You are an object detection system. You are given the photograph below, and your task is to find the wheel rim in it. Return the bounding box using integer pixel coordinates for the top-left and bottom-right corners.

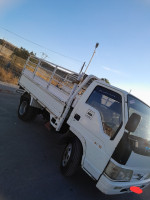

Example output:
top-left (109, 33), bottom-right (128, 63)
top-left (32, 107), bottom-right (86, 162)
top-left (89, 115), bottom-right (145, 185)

top-left (62, 143), bottom-right (72, 167)
top-left (19, 101), bottom-right (28, 115)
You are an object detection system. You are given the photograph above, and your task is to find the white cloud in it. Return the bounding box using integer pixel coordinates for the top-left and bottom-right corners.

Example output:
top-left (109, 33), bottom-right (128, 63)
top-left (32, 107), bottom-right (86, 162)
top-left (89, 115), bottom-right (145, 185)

top-left (102, 66), bottom-right (121, 74)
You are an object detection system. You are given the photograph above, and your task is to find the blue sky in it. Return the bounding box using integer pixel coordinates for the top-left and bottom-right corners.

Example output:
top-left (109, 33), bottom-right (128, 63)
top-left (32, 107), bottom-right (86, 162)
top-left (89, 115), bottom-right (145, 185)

top-left (0, 0), bottom-right (150, 105)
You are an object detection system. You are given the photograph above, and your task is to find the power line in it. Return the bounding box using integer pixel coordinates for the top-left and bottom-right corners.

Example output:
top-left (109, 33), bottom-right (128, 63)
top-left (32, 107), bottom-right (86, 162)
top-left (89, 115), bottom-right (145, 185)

top-left (0, 25), bottom-right (83, 63)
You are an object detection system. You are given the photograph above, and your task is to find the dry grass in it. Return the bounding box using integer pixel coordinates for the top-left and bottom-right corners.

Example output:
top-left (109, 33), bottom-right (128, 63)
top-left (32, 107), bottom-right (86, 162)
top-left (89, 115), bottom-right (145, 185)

top-left (0, 67), bottom-right (18, 85)
top-left (0, 52), bottom-right (74, 91)
top-left (35, 68), bottom-right (74, 92)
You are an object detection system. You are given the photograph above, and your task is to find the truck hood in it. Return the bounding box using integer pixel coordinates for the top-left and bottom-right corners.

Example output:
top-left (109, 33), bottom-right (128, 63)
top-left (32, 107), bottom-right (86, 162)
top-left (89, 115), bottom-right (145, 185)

top-left (126, 151), bottom-right (150, 169)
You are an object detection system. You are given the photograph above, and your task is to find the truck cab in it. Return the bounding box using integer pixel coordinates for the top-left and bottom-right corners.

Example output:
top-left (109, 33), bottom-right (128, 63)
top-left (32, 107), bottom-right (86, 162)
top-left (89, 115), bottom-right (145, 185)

top-left (67, 80), bottom-right (150, 194)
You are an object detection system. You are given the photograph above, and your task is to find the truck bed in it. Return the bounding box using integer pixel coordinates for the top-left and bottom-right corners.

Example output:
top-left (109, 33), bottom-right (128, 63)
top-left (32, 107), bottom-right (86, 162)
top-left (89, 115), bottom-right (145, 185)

top-left (19, 56), bottom-right (79, 118)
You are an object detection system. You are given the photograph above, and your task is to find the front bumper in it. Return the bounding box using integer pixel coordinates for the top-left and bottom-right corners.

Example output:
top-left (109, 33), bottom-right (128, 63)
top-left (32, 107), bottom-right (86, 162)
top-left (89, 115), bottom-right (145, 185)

top-left (96, 174), bottom-right (150, 195)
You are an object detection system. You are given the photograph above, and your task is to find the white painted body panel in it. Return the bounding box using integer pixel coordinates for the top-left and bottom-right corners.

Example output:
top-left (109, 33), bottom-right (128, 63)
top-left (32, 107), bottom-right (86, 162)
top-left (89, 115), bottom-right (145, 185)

top-left (95, 158), bottom-right (150, 194)
top-left (126, 151), bottom-right (150, 170)
top-left (67, 81), bottom-right (126, 180)
top-left (23, 68), bottom-right (70, 103)
top-left (19, 74), bottom-right (66, 118)
top-left (96, 174), bottom-right (150, 195)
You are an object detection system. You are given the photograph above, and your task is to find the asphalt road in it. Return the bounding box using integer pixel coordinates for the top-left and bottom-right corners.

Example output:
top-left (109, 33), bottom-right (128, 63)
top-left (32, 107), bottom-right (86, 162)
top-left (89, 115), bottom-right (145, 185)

top-left (0, 82), bottom-right (149, 200)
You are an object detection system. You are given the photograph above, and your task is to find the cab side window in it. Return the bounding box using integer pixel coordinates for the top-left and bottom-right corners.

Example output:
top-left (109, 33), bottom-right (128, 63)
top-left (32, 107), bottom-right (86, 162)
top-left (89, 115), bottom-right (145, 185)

top-left (86, 86), bottom-right (122, 139)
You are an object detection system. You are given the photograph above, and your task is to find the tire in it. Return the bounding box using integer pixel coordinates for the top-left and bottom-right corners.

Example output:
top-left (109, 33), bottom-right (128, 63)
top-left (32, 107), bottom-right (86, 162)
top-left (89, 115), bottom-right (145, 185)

top-left (60, 137), bottom-right (83, 176)
top-left (18, 96), bottom-right (36, 121)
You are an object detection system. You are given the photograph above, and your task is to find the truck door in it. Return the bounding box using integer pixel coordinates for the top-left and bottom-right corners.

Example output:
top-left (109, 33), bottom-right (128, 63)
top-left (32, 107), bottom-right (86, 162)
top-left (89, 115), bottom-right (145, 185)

top-left (68, 81), bottom-right (124, 180)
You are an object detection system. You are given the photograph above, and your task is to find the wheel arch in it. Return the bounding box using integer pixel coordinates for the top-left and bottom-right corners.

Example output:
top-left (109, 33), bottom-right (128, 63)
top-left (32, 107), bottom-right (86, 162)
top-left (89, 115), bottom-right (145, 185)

top-left (59, 127), bottom-right (86, 166)
top-left (20, 92), bottom-right (31, 103)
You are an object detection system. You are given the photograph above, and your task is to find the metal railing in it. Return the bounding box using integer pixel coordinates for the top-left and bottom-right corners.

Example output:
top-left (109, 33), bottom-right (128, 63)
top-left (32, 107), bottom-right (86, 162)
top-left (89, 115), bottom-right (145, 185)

top-left (22, 55), bottom-right (80, 95)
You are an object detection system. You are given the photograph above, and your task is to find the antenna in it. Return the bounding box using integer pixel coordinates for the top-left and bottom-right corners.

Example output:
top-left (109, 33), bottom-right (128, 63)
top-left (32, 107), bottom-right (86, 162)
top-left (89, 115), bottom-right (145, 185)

top-left (79, 62), bottom-right (86, 74)
top-left (84, 43), bottom-right (99, 74)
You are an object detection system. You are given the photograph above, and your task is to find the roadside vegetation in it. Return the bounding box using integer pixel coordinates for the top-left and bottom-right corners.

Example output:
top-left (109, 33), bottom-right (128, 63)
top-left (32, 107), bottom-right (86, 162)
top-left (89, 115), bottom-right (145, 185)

top-left (0, 55), bottom-right (20, 85)
top-left (0, 39), bottom-right (35, 85)
top-left (0, 67), bottom-right (18, 85)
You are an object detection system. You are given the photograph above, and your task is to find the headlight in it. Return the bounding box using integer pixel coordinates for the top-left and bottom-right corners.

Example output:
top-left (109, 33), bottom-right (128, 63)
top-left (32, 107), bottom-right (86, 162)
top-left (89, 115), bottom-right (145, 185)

top-left (104, 161), bottom-right (133, 182)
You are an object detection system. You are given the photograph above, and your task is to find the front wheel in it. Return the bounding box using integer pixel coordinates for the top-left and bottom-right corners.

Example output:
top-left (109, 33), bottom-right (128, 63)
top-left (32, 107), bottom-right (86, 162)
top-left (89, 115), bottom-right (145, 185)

top-left (60, 137), bottom-right (83, 176)
top-left (18, 97), bottom-right (36, 121)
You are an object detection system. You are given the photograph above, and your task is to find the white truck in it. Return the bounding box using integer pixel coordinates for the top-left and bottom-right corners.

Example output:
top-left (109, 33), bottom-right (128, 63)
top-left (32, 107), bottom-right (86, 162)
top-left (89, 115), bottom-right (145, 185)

top-left (17, 54), bottom-right (150, 195)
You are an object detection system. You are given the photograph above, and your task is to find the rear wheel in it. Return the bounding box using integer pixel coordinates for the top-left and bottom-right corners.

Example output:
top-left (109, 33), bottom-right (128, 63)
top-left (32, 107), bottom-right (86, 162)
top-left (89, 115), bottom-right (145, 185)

top-left (60, 137), bottom-right (83, 176)
top-left (18, 95), bottom-right (36, 121)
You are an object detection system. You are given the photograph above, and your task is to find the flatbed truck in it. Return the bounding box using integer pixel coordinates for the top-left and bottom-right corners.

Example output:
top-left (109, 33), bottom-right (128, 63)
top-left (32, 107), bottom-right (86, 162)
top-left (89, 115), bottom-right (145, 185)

top-left (17, 54), bottom-right (150, 195)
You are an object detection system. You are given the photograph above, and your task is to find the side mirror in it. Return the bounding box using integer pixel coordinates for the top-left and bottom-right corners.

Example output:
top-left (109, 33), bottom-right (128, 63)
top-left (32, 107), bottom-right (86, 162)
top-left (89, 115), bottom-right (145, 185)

top-left (125, 113), bottom-right (141, 133)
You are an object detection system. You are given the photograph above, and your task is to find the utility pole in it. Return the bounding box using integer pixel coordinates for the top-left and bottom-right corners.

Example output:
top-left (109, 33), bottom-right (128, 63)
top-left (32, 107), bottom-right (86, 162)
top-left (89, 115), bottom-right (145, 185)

top-left (40, 52), bottom-right (48, 59)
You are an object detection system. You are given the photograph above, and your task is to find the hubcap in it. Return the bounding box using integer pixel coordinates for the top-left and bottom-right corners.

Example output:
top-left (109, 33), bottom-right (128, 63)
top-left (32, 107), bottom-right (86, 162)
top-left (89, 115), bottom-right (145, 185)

top-left (19, 101), bottom-right (28, 115)
top-left (62, 143), bottom-right (72, 167)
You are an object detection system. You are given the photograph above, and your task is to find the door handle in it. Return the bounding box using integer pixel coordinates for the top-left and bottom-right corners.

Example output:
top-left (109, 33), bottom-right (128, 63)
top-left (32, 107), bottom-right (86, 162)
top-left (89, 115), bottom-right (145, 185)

top-left (74, 113), bottom-right (81, 121)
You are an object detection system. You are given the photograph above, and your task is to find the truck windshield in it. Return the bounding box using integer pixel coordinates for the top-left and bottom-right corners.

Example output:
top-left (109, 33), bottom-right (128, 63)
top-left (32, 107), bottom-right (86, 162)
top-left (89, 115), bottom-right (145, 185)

top-left (128, 95), bottom-right (150, 156)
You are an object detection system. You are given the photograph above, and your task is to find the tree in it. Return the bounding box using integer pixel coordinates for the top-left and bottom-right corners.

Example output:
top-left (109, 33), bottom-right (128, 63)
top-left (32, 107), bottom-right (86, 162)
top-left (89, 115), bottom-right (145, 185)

top-left (12, 47), bottom-right (35, 60)
top-left (12, 47), bottom-right (30, 59)
top-left (0, 39), bottom-right (5, 45)
top-left (30, 51), bottom-right (36, 56)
